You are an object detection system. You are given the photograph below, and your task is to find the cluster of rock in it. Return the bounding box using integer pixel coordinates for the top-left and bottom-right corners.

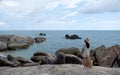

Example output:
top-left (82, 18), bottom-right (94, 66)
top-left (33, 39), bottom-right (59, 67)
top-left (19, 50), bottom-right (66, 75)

top-left (0, 47), bottom-right (83, 67)
top-left (0, 35), bottom-right (46, 51)
top-left (31, 51), bottom-right (82, 65)
top-left (0, 44), bottom-right (120, 68)
top-left (0, 54), bottom-right (40, 67)
top-left (65, 34), bottom-right (82, 40)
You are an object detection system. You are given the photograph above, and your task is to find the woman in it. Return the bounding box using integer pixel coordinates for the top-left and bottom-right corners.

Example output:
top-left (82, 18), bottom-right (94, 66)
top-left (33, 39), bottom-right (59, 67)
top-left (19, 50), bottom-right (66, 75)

top-left (82, 38), bottom-right (90, 68)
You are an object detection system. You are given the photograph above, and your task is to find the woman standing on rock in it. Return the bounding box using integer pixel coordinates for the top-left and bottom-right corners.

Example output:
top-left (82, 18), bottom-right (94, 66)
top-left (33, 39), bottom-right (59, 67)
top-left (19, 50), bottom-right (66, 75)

top-left (82, 38), bottom-right (90, 68)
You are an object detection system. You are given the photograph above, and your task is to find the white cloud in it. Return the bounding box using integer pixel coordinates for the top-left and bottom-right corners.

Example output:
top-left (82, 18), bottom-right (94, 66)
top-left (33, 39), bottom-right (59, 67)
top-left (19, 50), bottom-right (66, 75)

top-left (58, 0), bottom-right (83, 8)
top-left (79, 0), bottom-right (120, 13)
top-left (0, 0), bottom-right (18, 7)
top-left (0, 21), bottom-right (5, 26)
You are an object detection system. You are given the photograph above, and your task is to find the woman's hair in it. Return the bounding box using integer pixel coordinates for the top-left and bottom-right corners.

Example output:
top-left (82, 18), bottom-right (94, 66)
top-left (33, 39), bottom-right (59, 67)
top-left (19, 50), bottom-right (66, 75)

top-left (85, 41), bottom-right (90, 48)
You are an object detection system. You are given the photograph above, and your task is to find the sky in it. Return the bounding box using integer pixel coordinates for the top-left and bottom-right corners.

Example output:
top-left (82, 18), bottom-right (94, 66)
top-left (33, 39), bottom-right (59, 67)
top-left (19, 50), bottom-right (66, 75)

top-left (0, 0), bottom-right (120, 30)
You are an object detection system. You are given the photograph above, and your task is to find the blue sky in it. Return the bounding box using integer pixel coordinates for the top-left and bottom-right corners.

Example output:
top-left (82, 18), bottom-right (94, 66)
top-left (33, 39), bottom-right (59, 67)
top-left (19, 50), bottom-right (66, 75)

top-left (0, 0), bottom-right (120, 30)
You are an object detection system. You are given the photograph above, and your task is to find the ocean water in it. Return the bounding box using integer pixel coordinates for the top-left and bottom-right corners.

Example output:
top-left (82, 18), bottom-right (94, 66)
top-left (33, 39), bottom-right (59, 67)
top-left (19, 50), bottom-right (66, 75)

top-left (0, 30), bottom-right (120, 59)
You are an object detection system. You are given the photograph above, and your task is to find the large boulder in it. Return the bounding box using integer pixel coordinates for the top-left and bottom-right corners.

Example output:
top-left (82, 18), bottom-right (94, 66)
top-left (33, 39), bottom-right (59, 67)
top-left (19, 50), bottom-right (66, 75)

top-left (94, 45), bottom-right (120, 67)
top-left (56, 52), bottom-right (82, 64)
top-left (34, 37), bottom-right (46, 43)
top-left (0, 35), bottom-right (34, 51)
top-left (55, 47), bottom-right (82, 58)
top-left (31, 52), bottom-right (56, 64)
top-left (65, 54), bottom-right (83, 64)
top-left (56, 52), bottom-right (66, 64)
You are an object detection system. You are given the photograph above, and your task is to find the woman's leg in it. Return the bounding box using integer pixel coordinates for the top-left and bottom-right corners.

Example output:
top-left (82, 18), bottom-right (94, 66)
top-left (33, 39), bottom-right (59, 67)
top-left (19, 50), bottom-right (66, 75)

top-left (84, 57), bottom-right (87, 67)
top-left (83, 57), bottom-right (87, 67)
top-left (86, 57), bottom-right (89, 67)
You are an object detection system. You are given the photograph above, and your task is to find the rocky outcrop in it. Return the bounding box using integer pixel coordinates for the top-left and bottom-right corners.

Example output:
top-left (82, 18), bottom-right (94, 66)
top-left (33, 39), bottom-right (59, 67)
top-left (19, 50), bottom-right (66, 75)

top-left (0, 64), bottom-right (120, 75)
top-left (34, 37), bottom-right (46, 43)
top-left (55, 47), bottom-right (82, 59)
top-left (31, 52), bottom-right (56, 64)
top-left (65, 34), bottom-right (82, 39)
top-left (0, 55), bottom-right (40, 67)
top-left (91, 44), bottom-right (120, 67)
top-left (0, 35), bottom-right (34, 51)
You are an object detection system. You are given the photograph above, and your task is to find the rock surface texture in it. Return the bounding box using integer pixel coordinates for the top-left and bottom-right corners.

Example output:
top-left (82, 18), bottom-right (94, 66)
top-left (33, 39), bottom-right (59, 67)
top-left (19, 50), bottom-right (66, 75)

top-left (0, 64), bottom-right (120, 75)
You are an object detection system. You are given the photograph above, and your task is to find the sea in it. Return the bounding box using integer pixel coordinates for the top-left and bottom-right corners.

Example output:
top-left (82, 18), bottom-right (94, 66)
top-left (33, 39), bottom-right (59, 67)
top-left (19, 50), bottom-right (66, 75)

top-left (0, 30), bottom-right (120, 60)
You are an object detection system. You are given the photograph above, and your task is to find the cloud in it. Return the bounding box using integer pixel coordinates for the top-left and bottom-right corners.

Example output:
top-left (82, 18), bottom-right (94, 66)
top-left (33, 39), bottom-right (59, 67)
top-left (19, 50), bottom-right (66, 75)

top-left (0, 21), bottom-right (5, 26)
top-left (0, 0), bottom-right (18, 7)
top-left (79, 0), bottom-right (120, 13)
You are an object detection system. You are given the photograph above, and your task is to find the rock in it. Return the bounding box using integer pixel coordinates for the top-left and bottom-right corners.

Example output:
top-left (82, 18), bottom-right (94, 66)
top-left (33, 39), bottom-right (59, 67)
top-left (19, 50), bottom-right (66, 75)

top-left (56, 47), bottom-right (82, 58)
top-left (65, 34), bottom-right (70, 39)
top-left (65, 54), bottom-right (82, 64)
top-left (0, 64), bottom-right (120, 75)
top-left (0, 35), bottom-right (34, 51)
top-left (8, 43), bottom-right (29, 50)
top-left (0, 56), bottom-right (19, 67)
top-left (34, 37), bottom-right (46, 43)
top-left (56, 52), bottom-right (82, 64)
top-left (15, 57), bottom-right (31, 64)
top-left (56, 52), bottom-right (66, 64)
top-left (31, 52), bottom-right (56, 64)
top-left (0, 54), bottom-right (38, 67)
top-left (7, 55), bottom-right (20, 67)
top-left (33, 52), bottom-right (48, 56)
top-left (31, 56), bottom-right (46, 64)
top-left (65, 34), bottom-right (82, 40)
top-left (22, 62), bottom-right (40, 67)
top-left (39, 33), bottom-right (46, 36)
top-left (90, 50), bottom-right (98, 66)
top-left (0, 42), bottom-right (8, 51)
top-left (94, 45), bottom-right (120, 67)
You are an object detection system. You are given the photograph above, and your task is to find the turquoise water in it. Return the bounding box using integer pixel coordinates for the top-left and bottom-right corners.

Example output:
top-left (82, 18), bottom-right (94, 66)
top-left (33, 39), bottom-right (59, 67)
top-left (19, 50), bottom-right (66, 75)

top-left (0, 30), bottom-right (120, 59)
